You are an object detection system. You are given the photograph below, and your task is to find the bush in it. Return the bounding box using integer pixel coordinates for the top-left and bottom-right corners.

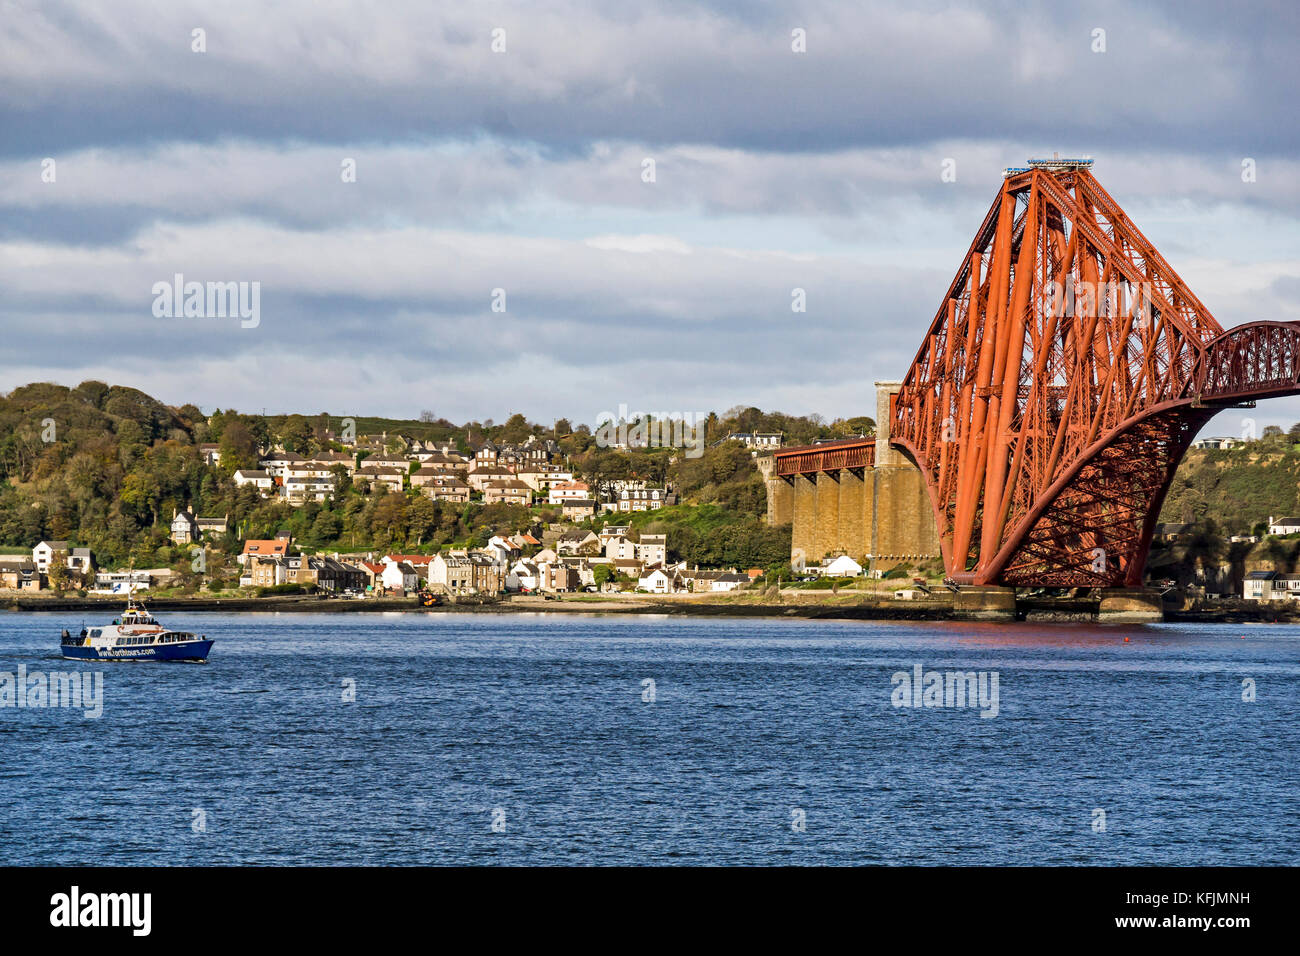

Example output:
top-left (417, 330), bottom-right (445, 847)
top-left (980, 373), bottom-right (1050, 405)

top-left (256, 583), bottom-right (308, 597)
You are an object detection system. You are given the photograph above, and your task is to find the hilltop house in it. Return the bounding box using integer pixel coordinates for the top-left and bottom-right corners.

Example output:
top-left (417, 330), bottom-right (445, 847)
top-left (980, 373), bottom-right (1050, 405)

top-left (1268, 516), bottom-right (1300, 536)
top-left (355, 465), bottom-right (404, 494)
top-left (170, 509), bottom-right (199, 544)
top-left (196, 515), bottom-right (229, 539)
top-left (233, 469), bottom-right (274, 493)
top-left (548, 481), bottom-right (590, 504)
top-left (419, 477), bottom-right (471, 503)
top-left (561, 499), bottom-right (597, 521)
top-left (556, 530), bottom-right (600, 556)
top-left (616, 487), bottom-right (674, 512)
top-left (468, 466), bottom-right (513, 491)
top-left (483, 479), bottom-right (532, 506)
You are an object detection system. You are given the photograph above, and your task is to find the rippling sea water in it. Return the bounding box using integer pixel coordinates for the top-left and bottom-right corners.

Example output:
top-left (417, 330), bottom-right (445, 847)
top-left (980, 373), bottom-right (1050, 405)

top-left (0, 611), bottom-right (1295, 865)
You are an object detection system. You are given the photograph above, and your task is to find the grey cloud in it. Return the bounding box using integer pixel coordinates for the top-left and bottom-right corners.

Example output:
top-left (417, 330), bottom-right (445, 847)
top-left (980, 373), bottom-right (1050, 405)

top-left (3, 1), bottom-right (1297, 158)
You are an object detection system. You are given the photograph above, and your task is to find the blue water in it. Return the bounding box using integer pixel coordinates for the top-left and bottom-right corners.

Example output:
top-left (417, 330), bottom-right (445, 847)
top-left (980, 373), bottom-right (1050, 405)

top-left (0, 611), bottom-right (1295, 865)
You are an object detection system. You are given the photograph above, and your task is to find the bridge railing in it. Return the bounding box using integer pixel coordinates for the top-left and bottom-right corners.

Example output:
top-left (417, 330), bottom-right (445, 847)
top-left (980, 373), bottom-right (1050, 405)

top-left (1198, 321), bottom-right (1300, 402)
top-left (773, 440), bottom-right (875, 477)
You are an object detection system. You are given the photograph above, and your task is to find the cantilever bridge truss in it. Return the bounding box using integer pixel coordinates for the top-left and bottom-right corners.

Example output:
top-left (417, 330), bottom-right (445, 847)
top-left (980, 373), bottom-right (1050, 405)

top-left (888, 164), bottom-right (1300, 587)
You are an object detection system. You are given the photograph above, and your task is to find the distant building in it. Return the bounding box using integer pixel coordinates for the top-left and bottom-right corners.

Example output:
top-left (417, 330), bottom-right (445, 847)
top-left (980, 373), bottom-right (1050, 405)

top-left (233, 469), bottom-right (274, 492)
top-left (1268, 516), bottom-right (1300, 536)
top-left (483, 479), bottom-right (532, 506)
top-left (556, 530), bottom-right (601, 555)
top-left (616, 488), bottom-right (674, 512)
top-left (1242, 570), bottom-right (1300, 601)
top-left (637, 534), bottom-right (667, 567)
top-left (709, 572), bottom-right (751, 592)
top-left (355, 466), bottom-right (404, 494)
top-left (170, 510), bottom-right (198, 545)
top-left (0, 557), bottom-right (42, 591)
top-left (380, 561), bottom-right (420, 593)
top-left (196, 515), bottom-right (229, 539)
top-left (239, 539), bottom-right (291, 566)
top-left (1190, 436), bottom-right (1243, 450)
top-left (638, 565), bottom-right (680, 594)
top-left (66, 547), bottom-right (93, 574)
top-left (561, 499), bottom-right (597, 521)
top-left (32, 540), bottom-right (69, 573)
top-left (545, 563), bottom-right (581, 593)
top-left (420, 478), bottom-right (471, 503)
top-left (310, 557), bottom-right (367, 593)
top-left (548, 481), bottom-right (591, 504)
top-left (712, 432), bottom-right (783, 450)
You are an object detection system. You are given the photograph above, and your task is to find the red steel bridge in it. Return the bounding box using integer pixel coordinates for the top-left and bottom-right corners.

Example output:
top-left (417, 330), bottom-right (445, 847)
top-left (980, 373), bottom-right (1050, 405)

top-left (781, 159), bottom-right (1300, 588)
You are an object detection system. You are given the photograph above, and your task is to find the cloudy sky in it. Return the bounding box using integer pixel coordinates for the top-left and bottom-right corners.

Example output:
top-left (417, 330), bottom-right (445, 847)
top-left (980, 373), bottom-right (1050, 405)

top-left (2, 0), bottom-right (1298, 431)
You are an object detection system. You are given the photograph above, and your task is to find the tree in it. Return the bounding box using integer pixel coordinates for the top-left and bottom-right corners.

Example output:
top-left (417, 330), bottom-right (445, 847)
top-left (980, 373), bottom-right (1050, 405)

top-left (498, 413), bottom-right (532, 444)
top-left (279, 415), bottom-right (314, 454)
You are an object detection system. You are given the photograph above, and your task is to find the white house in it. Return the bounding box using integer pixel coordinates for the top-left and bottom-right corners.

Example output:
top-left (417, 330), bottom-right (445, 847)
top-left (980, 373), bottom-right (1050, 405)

top-left (260, 451), bottom-right (306, 477)
top-left (486, 536), bottom-right (520, 565)
top-left (507, 560), bottom-right (541, 592)
top-left (233, 469), bottom-right (274, 492)
top-left (604, 535), bottom-right (637, 560)
top-left (382, 554), bottom-right (434, 581)
top-left (710, 572), bottom-right (750, 592)
top-left (548, 481), bottom-right (591, 504)
top-left (637, 534), bottom-right (667, 567)
top-left (1268, 516), bottom-right (1300, 536)
top-left (380, 561), bottom-right (420, 592)
top-left (31, 540), bottom-right (69, 573)
top-left (1190, 436), bottom-right (1243, 450)
top-left (638, 565), bottom-right (680, 594)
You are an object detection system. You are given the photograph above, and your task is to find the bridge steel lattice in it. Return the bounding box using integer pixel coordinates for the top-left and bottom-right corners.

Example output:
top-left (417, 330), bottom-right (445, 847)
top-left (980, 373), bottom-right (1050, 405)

top-left (889, 165), bottom-right (1300, 587)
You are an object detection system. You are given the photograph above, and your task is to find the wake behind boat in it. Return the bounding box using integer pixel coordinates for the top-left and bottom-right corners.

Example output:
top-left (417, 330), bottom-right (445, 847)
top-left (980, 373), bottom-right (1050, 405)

top-left (60, 594), bottom-right (213, 663)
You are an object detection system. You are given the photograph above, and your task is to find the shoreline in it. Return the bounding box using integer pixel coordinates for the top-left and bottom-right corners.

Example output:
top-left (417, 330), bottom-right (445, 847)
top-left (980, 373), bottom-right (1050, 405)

top-left (4, 592), bottom-right (1297, 623)
top-left (2, 593), bottom-right (953, 620)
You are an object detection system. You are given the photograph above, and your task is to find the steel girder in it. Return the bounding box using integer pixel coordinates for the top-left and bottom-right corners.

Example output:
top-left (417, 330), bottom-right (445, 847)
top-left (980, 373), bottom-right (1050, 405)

top-left (891, 167), bottom-right (1300, 586)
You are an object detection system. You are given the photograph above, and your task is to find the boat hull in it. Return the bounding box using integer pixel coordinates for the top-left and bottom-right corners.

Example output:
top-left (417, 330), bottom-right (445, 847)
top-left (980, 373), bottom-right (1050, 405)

top-left (61, 640), bottom-right (214, 663)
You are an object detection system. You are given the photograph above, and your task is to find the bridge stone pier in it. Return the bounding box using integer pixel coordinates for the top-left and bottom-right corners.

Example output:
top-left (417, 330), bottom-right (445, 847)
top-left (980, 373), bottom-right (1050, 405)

top-left (762, 382), bottom-right (940, 573)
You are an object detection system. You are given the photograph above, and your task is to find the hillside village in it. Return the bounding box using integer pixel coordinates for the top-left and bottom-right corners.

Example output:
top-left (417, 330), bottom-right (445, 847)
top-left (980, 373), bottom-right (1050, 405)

top-left (0, 387), bottom-right (801, 597)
